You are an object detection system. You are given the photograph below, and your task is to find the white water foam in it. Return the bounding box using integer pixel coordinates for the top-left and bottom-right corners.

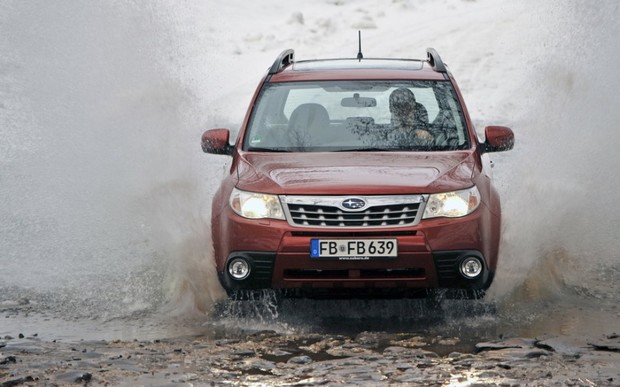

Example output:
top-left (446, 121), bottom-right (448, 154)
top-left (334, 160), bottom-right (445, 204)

top-left (0, 1), bottom-right (226, 325)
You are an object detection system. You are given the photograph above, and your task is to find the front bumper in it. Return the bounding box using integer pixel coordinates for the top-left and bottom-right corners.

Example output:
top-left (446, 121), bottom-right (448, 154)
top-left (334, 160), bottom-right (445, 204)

top-left (213, 206), bottom-right (497, 295)
top-left (218, 248), bottom-right (491, 294)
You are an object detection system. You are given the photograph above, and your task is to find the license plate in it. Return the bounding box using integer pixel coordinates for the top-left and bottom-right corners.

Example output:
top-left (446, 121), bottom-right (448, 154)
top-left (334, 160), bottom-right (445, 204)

top-left (310, 239), bottom-right (398, 259)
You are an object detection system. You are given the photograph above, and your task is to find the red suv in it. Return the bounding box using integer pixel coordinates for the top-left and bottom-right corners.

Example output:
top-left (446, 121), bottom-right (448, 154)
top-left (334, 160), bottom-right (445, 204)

top-left (202, 48), bottom-right (514, 299)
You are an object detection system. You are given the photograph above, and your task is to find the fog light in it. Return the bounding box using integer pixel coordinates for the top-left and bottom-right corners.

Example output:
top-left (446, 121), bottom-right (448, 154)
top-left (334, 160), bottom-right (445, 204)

top-left (460, 257), bottom-right (483, 279)
top-left (228, 258), bottom-right (251, 280)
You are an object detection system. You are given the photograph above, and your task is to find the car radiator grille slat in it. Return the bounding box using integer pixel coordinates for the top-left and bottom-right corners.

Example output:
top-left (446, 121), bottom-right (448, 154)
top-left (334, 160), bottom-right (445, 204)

top-left (287, 203), bottom-right (421, 227)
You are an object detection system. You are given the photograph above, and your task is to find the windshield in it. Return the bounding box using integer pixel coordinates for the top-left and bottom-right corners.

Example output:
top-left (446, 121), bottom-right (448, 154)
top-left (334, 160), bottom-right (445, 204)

top-left (243, 80), bottom-right (470, 152)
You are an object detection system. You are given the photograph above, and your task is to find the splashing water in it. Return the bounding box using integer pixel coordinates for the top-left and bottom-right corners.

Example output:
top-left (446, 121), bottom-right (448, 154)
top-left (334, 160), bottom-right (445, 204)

top-left (491, 0), bottom-right (620, 301)
top-left (0, 1), bottom-right (226, 333)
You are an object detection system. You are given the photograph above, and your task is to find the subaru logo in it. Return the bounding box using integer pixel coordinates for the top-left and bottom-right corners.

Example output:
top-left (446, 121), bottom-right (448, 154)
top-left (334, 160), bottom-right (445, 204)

top-left (341, 198), bottom-right (366, 210)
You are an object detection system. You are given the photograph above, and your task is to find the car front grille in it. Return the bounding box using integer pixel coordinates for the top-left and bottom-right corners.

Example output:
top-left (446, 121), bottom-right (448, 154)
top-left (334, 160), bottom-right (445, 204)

top-left (281, 195), bottom-right (426, 228)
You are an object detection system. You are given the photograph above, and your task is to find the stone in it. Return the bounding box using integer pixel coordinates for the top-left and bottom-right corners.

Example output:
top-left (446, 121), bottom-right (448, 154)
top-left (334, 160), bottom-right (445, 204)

top-left (475, 338), bottom-right (537, 352)
top-left (0, 355), bottom-right (17, 364)
top-left (326, 345), bottom-right (373, 357)
top-left (1, 376), bottom-right (35, 386)
top-left (232, 349), bottom-right (256, 357)
top-left (287, 355), bottom-right (313, 364)
top-left (588, 336), bottom-right (620, 352)
top-left (245, 358), bottom-right (276, 372)
top-left (390, 335), bottom-right (427, 348)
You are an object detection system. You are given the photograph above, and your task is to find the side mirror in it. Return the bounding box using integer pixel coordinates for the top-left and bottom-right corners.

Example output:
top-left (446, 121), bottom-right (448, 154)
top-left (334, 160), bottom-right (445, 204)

top-left (482, 125), bottom-right (514, 153)
top-left (201, 128), bottom-right (233, 155)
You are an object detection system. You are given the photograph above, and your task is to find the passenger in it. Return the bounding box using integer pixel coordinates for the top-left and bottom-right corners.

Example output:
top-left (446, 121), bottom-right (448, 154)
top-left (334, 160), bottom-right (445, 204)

top-left (388, 88), bottom-right (433, 145)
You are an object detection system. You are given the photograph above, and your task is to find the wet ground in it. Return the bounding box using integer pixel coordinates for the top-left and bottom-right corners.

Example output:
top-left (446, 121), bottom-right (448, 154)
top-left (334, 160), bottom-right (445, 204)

top-left (2, 283), bottom-right (620, 386)
top-left (2, 325), bottom-right (620, 386)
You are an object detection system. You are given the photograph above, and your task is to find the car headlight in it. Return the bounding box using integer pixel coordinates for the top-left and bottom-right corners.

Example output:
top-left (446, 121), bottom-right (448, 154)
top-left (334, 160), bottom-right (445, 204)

top-left (229, 188), bottom-right (285, 220)
top-left (422, 186), bottom-right (481, 219)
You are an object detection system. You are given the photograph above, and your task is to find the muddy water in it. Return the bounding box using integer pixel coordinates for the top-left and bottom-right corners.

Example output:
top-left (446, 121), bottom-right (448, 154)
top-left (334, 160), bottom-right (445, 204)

top-left (2, 0), bottom-right (620, 352)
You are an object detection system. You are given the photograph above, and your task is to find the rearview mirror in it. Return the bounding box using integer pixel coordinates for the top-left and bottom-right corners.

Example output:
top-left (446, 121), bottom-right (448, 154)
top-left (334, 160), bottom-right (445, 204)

top-left (482, 126), bottom-right (514, 153)
top-left (201, 128), bottom-right (233, 155)
top-left (341, 93), bottom-right (377, 107)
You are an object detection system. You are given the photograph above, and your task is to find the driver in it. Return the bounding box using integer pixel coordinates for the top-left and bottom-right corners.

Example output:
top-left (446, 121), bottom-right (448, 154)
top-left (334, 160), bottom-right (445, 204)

top-left (388, 88), bottom-right (433, 145)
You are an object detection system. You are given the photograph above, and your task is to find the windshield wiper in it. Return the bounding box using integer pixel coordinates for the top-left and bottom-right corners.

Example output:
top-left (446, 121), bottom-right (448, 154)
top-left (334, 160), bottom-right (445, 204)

top-left (334, 147), bottom-right (396, 152)
top-left (247, 147), bottom-right (292, 152)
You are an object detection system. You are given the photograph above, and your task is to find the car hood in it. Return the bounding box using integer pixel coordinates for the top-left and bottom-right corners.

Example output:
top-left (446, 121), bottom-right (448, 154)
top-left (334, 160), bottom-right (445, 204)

top-left (235, 151), bottom-right (476, 195)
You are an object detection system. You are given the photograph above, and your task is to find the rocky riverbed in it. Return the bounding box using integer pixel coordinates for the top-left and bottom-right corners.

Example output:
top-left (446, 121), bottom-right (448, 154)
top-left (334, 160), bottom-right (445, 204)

top-left (2, 327), bottom-right (619, 386)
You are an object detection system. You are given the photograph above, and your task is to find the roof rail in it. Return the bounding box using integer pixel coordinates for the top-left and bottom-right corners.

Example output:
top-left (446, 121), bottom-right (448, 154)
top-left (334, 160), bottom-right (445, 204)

top-left (268, 49), bottom-right (295, 74)
top-left (426, 48), bottom-right (447, 73)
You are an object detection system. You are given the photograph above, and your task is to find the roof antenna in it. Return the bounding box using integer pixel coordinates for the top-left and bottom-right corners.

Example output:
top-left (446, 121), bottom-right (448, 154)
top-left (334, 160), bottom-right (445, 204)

top-left (357, 30), bottom-right (363, 61)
